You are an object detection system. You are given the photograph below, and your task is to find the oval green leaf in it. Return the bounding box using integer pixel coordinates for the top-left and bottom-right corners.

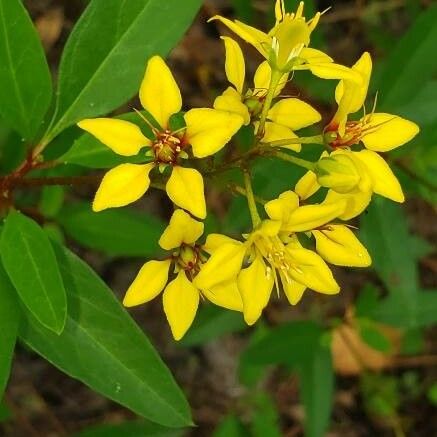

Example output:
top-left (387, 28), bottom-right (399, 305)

top-left (0, 0), bottom-right (52, 140)
top-left (0, 262), bottom-right (20, 398)
top-left (0, 211), bottom-right (67, 334)
top-left (57, 201), bottom-right (164, 257)
top-left (45, 0), bottom-right (201, 142)
top-left (19, 244), bottom-right (192, 428)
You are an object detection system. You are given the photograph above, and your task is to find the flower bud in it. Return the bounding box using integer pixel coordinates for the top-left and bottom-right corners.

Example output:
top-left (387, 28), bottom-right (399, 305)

top-left (315, 154), bottom-right (361, 193)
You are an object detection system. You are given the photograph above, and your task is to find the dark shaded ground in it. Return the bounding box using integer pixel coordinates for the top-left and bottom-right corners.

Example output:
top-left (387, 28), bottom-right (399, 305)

top-left (2, 0), bottom-right (436, 436)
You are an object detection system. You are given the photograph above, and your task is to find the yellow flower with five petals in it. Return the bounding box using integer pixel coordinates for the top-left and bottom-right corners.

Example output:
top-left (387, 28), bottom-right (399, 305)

top-left (123, 209), bottom-right (242, 340)
top-left (325, 52), bottom-right (419, 151)
top-left (78, 56), bottom-right (244, 219)
top-left (210, 0), bottom-right (360, 81)
top-left (307, 148), bottom-right (405, 219)
top-left (214, 37), bottom-right (321, 152)
top-left (194, 193), bottom-right (347, 325)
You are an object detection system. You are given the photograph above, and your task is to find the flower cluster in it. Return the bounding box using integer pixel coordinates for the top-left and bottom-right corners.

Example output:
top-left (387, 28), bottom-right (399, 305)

top-left (78, 0), bottom-right (419, 340)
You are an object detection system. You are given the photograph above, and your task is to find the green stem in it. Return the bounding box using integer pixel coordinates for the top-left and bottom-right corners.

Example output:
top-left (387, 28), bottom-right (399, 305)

top-left (263, 134), bottom-right (324, 148)
top-left (255, 69), bottom-right (282, 137)
top-left (229, 184), bottom-right (266, 205)
top-left (274, 150), bottom-right (316, 171)
top-left (243, 169), bottom-right (261, 227)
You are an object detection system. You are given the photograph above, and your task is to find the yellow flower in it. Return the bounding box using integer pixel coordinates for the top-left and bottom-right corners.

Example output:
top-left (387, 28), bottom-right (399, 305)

top-left (293, 176), bottom-right (372, 267)
top-left (210, 0), bottom-right (360, 81)
top-left (78, 56), bottom-right (244, 218)
top-left (325, 52), bottom-right (419, 150)
top-left (214, 37), bottom-right (321, 152)
top-left (195, 193), bottom-right (345, 325)
top-left (313, 149), bottom-right (404, 219)
top-left (123, 209), bottom-right (242, 340)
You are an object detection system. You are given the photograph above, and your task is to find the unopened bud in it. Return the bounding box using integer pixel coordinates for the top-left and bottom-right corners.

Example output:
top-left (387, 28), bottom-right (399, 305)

top-left (315, 154), bottom-right (361, 193)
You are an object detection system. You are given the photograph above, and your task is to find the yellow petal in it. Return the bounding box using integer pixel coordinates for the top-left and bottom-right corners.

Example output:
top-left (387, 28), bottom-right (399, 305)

top-left (282, 201), bottom-right (346, 233)
top-left (274, 0), bottom-right (285, 22)
top-left (335, 52), bottom-right (372, 114)
top-left (166, 166), bottom-right (206, 219)
top-left (286, 247), bottom-right (340, 294)
top-left (93, 163), bottom-right (154, 212)
top-left (355, 150), bottom-right (404, 202)
top-left (214, 87), bottom-right (250, 125)
top-left (202, 280), bottom-right (243, 311)
top-left (295, 170), bottom-right (320, 200)
top-left (194, 242), bottom-right (246, 290)
top-left (139, 56), bottom-right (182, 129)
top-left (300, 47), bottom-right (333, 64)
top-left (123, 260), bottom-right (171, 307)
top-left (260, 122), bottom-right (301, 152)
top-left (361, 113), bottom-right (420, 152)
top-left (282, 279), bottom-right (306, 305)
top-left (268, 98), bottom-right (321, 130)
top-left (238, 256), bottom-right (274, 325)
top-left (159, 209), bottom-right (204, 251)
top-left (222, 37), bottom-right (245, 94)
top-left (296, 62), bottom-right (362, 83)
top-left (163, 271), bottom-right (199, 340)
top-left (77, 118), bottom-right (150, 156)
top-left (203, 233), bottom-right (241, 254)
top-left (185, 108), bottom-right (243, 158)
top-left (209, 16), bottom-right (270, 58)
top-left (264, 190), bottom-right (299, 222)
top-left (324, 189), bottom-right (372, 220)
top-left (253, 61), bottom-right (288, 97)
top-left (313, 225), bottom-right (371, 267)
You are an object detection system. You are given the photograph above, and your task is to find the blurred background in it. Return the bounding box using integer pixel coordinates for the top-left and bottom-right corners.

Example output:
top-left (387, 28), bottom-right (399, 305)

top-left (1, 0), bottom-right (436, 435)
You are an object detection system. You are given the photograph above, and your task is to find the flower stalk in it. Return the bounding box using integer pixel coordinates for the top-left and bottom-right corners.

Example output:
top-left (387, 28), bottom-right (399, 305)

top-left (243, 168), bottom-right (261, 227)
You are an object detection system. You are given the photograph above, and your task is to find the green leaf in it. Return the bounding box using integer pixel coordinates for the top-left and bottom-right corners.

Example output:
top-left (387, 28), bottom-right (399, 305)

top-left (60, 112), bottom-right (149, 168)
top-left (357, 319), bottom-right (391, 353)
top-left (46, 0), bottom-right (201, 142)
top-left (213, 415), bottom-right (248, 437)
top-left (0, 263), bottom-right (20, 398)
top-left (297, 343), bottom-right (333, 437)
top-left (57, 201), bottom-right (164, 257)
top-left (238, 324), bottom-right (269, 387)
top-left (74, 421), bottom-right (184, 437)
top-left (180, 305), bottom-right (245, 347)
top-left (0, 0), bottom-right (52, 140)
top-left (374, 290), bottom-right (437, 328)
top-left (0, 400), bottom-right (12, 423)
top-left (242, 321), bottom-right (323, 366)
top-left (39, 186), bottom-right (65, 218)
top-left (251, 394), bottom-right (281, 437)
top-left (360, 198), bottom-right (419, 327)
top-left (19, 244), bottom-right (192, 428)
top-left (377, 5), bottom-right (437, 109)
top-left (0, 211), bottom-right (67, 334)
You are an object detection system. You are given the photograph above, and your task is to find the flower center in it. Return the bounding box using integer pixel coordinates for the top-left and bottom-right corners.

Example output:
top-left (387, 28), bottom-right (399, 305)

top-left (271, 19), bottom-right (310, 69)
top-left (176, 243), bottom-right (202, 276)
top-left (255, 235), bottom-right (295, 285)
top-left (152, 130), bottom-right (184, 164)
top-left (325, 121), bottom-right (364, 148)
